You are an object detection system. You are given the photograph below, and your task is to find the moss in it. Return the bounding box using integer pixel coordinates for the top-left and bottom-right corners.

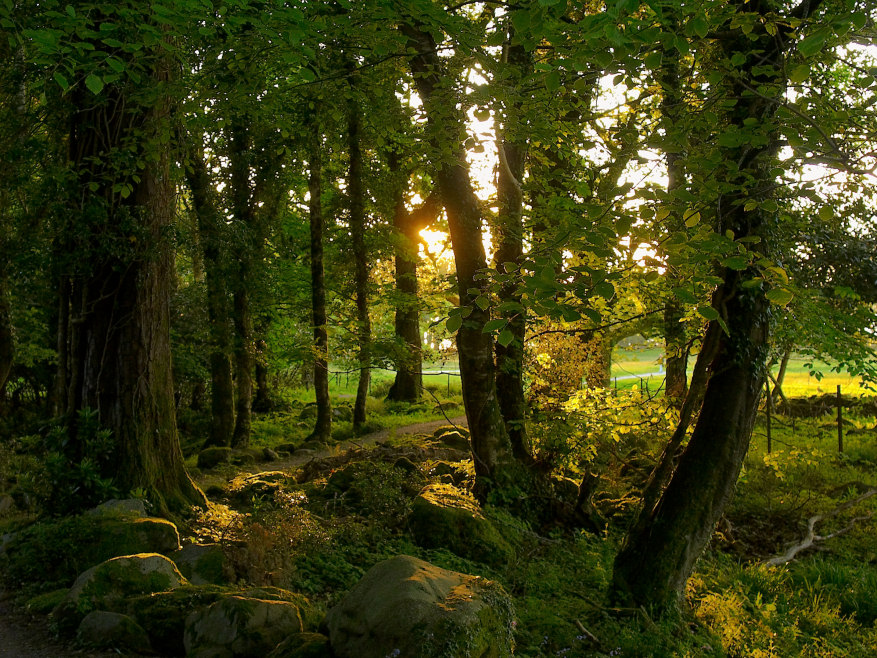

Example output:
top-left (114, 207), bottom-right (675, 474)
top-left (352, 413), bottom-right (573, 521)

top-left (25, 588), bottom-right (67, 614)
top-left (409, 485), bottom-right (514, 567)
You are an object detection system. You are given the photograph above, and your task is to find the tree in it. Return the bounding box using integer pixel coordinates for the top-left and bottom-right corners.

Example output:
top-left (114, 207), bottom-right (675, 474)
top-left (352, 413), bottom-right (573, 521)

top-left (24, 4), bottom-right (208, 513)
top-left (612, 0), bottom-right (830, 612)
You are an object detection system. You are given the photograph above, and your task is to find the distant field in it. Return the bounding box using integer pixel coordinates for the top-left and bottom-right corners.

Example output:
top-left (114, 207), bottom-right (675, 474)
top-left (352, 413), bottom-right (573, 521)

top-left (611, 347), bottom-right (872, 396)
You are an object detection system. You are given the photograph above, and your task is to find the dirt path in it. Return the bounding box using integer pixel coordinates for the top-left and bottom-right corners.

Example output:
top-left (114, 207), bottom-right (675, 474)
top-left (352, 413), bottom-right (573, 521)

top-left (266, 414), bottom-right (468, 472)
top-left (0, 592), bottom-right (115, 658)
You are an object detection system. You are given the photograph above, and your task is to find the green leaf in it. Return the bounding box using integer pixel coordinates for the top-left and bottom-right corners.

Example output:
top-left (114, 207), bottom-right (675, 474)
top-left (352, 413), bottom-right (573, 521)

top-left (817, 206), bottom-right (833, 221)
top-left (545, 70), bottom-right (561, 93)
top-left (446, 315), bottom-right (462, 333)
top-left (497, 328), bottom-right (515, 347)
top-left (684, 211), bottom-right (700, 227)
top-left (84, 74), bottom-right (104, 95)
top-left (789, 64), bottom-right (809, 84)
top-left (765, 288), bottom-right (794, 306)
top-left (475, 295), bottom-right (490, 311)
top-left (723, 255), bottom-right (749, 270)
top-left (798, 29), bottom-right (829, 58)
top-left (483, 319), bottom-right (508, 332)
top-left (582, 308), bottom-right (602, 324)
top-left (644, 51), bottom-right (662, 69)
top-left (53, 71), bottom-right (69, 91)
top-left (672, 287), bottom-right (698, 304)
top-left (690, 15), bottom-right (709, 39)
top-left (594, 282), bottom-right (615, 300)
top-left (697, 305), bottom-right (719, 321)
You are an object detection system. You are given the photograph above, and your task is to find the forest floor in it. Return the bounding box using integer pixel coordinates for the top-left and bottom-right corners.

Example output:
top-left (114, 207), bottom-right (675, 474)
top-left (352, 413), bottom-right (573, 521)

top-left (0, 415), bottom-right (468, 658)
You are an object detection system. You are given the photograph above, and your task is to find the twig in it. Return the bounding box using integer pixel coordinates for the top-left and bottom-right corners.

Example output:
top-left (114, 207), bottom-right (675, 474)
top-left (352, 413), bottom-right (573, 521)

top-left (574, 619), bottom-right (600, 645)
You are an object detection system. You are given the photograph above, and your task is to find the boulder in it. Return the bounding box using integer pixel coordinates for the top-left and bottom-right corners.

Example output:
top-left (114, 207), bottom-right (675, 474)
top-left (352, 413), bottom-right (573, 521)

top-left (409, 484), bottom-right (513, 566)
top-left (0, 494), bottom-right (16, 516)
top-left (433, 425), bottom-right (470, 440)
top-left (67, 553), bottom-right (186, 612)
top-left (0, 515), bottom-right (180, 589)
top-left (392, 456), bottom-right (420, 475)
top-left (262, 448), bottom-right (280, 461)
top-left (77, 610), bottom-right (152, 654)
top-left (185, 595), bottom-right (304, 657)
top-left (268, 633), bottom-right (331, 658)
top-left (323, 555), bottom-right (514, 658)
top-left (433, 427), bottom-right (470, 452)
top-left (172, 543), bottom-right (229, 585)
top-left (332, 405), bottom-right (353, 422)
top-left (198, 447), bottom-right (233, 469)
top-left (85, 498), bottom-right (147, 518)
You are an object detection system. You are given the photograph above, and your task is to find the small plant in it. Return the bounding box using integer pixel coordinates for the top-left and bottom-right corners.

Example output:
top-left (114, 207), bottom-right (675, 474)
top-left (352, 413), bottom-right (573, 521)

top-left (23, 408), bottom-right (119, 516)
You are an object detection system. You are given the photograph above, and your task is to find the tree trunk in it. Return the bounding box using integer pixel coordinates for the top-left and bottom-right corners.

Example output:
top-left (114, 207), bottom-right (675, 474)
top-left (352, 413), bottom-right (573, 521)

top-left (0, 271), bottom-right (14, 401)
top-left (253, 337), bottom-right (273, 412)
top-left (307, 114), bottom-right (331, 442)
top-left (660, 48), bottom-right (688, 407)
top-left (493, 34), bottom-right (533, 463)
top-left (185, 143), bottom-right (235, 448)
top-left (386, 176), bottom-right (438, 403)
top-left (65, 59), bottom-right (205, 513)
top-left (228, 123), bottom-right (254, 448)
top-left (403, 22), bottom-right (519, 491)
top-left (348, 96), bottom-right (371, 432)
top-left (772, 349), bottom-right (791, 406)
top-left (611, 1), bottom-right (805, 612)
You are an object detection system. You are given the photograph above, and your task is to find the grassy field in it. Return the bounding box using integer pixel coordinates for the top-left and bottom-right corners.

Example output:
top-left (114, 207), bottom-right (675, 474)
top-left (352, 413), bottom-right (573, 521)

top-left (611, 346), bottom-right (873, 396)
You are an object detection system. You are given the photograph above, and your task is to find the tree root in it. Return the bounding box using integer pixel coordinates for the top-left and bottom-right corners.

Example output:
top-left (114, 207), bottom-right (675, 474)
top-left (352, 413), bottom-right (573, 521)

top-left (763, 488), bottom-right (876, 567)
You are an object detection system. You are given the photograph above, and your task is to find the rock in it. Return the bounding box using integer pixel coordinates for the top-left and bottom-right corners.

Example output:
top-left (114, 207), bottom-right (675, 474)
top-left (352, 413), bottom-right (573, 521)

top-left (409, 484), bottom-right (513, 566)
top-left (323, 555), bottom-right (515, 658)
top-left (326, 465), bottom-right (357, 493)
top-left (55, 553), bottom-right (187, 636)
top-left (128, 585), bottom-right (311, 656)
top-left (230, 449), bottom-right (259, 466)
top-left (332, 405), bottom-right (353, 422)
top-left (77, 610), bottom-right (152, 654)
top-left (433, 427), bottom-right (470, 451)
top-left (67, 553), bottom-right (186, 610)
top-left (299, 404), bottom-right (318, 420)
top-left (0, 494), bottom-right (16, 516)
top-left (268, 632), bottom-right (331, 658)
top-left (198, 447), bottom-right (233, 469)
top-left (276, 443), bottom-right (298, 453)
top-left (185, 595), bottom-right (304, 657)
top-left (262, 447), bottom-right (280, 461)
top-left (173, 543), bottom-right (229, 585)
top-left (428, 461), bottom-right (467, 485)
top-left (85, 498), bottom-right (147, 518)
top-left (392, 456), bottom-right (420, 475)
top-left (293, 448), bottom-right (316, 458)
top-left (1, 516), bottom-right (180, 592)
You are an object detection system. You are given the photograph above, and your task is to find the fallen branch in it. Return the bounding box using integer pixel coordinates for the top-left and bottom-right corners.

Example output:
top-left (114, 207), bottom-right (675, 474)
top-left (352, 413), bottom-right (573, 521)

top-left (763, 488), bottom-right (877, 567)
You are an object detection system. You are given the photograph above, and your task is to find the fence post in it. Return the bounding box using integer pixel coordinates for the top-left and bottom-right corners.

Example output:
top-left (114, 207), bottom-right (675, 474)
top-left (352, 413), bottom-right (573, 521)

top-left (837, 384), bottom-right (843, 453)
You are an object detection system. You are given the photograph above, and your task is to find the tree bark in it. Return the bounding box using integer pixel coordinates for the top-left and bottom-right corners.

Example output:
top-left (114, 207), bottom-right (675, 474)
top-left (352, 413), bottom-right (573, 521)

top-left (185, 143), bottom-right (235, 448)
top-left (65, 55), bottom-right (205, 513)
top-left (493, 33), bottom-right (533, 463)
top-left (403, 22), bottom-right (519, 491)
top-left (347, 95), bottom-right (371, 432)
top-left (307, 114), bottom-right (331, 442)
top-left (611, 0), bottom-right (810, 612)
top-left (0, 271), bottom-right (14, 400)
top-left (228, 123), bottom-right (254, 448)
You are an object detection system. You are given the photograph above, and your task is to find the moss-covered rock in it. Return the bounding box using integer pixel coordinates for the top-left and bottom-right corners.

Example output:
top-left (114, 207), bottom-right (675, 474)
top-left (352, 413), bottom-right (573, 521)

top-left (185, 595), bottom-right (304, 657)
top-left (54, 552), bottom-right (186, 636)
top-left (125, 585), bottom-right (313, 657)
top-left (435, 430), bottom-right (470, 452)
top-left (409, 484), bottom-right (513, 567)
top-left (1, 515), bottom-right (180, 589)
top-left (77, 610), bottom-right (152, 654)
top-left (67, 553), bottom-right (186, 612)
top-left (323, 555), bottom-right (515, 658)
top-left (173, 543), bottom-right (229, 585)
top-left (84, 498), bottom-right (147, 518)
top-left (268, 632), bottom-right (331, 658)
top-left (199, 447), bottom-right (234, 469)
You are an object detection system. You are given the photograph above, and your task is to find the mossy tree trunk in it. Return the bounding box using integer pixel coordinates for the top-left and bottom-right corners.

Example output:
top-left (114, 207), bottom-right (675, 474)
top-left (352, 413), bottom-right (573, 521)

top-left (64, 54), bottom-right (205, 513)
top-left (611, 0), bottom-right (812, 612)
top-left (493, 29), bottom-right (534, 463)
top-left (347, 93), bottom-right (371, 432)
top-left (307, 113), bottom-right (331, 442)
top-left (403, 22), bottom-right (520, 492)
top-left (185, 141), bottom-right (235, 448)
